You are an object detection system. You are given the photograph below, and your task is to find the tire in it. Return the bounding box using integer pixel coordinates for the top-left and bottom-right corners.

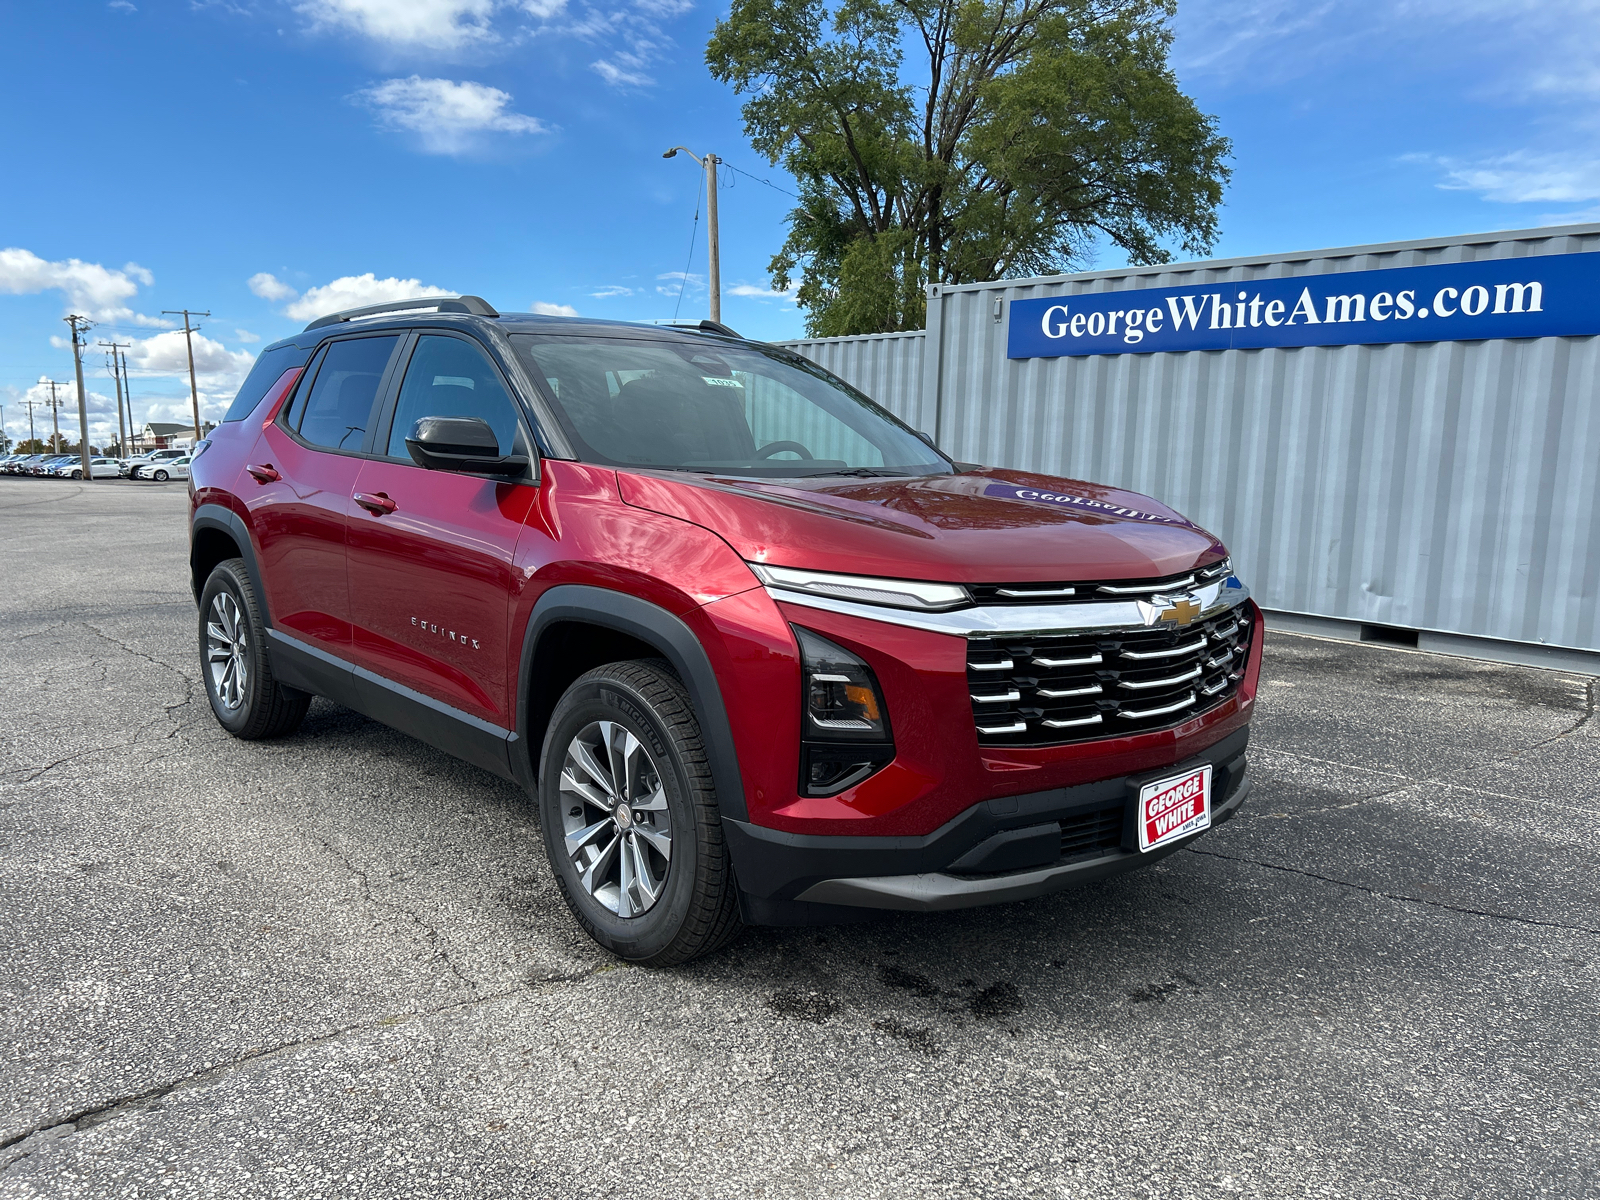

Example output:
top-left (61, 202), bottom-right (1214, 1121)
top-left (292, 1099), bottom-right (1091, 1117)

top-left (198, 558), bottom-right (310, 740)
top-left (153, 470), bottom-right (169, 482)
top-left (538, 660), bottom-right (741, 966)
top-left (71, 470), bottom-right (82, 479)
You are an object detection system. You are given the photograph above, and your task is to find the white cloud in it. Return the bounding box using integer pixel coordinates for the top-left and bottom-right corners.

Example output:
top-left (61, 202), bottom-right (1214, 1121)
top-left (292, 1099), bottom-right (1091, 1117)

top-left (296, 0), bottom-right (501, 50)
top-left (109, 0), bottom-right (135, 10)
top-left (592, 55), bottom-right (654, 88)
top-left (248, 271), bottom-right (298, 301)
top-left (3, 378), bottom-right (120, 447)
top-left (235, 328), bottom-right (262, 343)
top-left (282, 273), bottom-right (456, 322)
top-left (530, 301), bottom-right (579, 316)
top-left (0, 247), bottom-right (166, 324)
top-left (1425, 150), bottom-right (1600, 204)
top-left (355, 76), bottom-right (549, 155)
top-left (590, 285), bottom-right (633, 298)
top-left (127, 330), bottom-right (257, 386)
top-left (727, 282), bottom-right (799, 300)
top-left (1175, 0), bottom-right (1600, 98)
top-left (656, 270), bottom-right (703, 297)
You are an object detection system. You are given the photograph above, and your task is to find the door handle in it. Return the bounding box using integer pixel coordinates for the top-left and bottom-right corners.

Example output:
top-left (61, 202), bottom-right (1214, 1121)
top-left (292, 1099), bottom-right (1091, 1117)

top-left (354, 492), bottom-right (398, 516)
top-left (246, 463), bottom-right (280, 484)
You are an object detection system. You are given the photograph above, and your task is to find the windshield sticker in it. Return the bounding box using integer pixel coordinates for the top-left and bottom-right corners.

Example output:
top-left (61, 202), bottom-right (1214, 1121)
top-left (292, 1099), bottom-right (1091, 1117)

top-left (702, 376), bottom-right (744, 388)
top-left (983, 483), bottom-right (1185, 524)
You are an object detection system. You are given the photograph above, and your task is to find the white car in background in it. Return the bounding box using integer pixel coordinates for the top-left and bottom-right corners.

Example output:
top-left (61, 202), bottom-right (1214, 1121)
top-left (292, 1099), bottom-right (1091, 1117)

top-left (128, 449), bottom-right (189, 478)
top-left (140, 455), bottom-right (190, 482)
top-left (55, 458), bottom-right (122, 479)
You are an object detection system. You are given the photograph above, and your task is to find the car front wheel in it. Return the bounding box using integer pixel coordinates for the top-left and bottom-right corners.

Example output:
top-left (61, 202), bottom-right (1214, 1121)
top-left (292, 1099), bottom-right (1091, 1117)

top-left (153, 469), bottom-right (168, 481)
top-left (199, 558), bottom-right (310, 739)
top-left (538, 660), bottom-right (741, 966)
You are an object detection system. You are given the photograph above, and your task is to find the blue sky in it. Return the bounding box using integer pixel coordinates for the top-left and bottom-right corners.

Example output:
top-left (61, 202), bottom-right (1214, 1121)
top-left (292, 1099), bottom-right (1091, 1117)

top-left (1, 0), bottom-right (1595, 447)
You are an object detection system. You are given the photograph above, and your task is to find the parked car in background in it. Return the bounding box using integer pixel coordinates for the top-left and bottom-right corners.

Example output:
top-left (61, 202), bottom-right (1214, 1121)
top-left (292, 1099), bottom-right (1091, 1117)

top-left (6, 454), bottom-right (42, 474)
top-left (33, 455), bottom-right (74, 476)
top-left (143, 455), bottom-right (190, 482)
top-left (57, 457), bottom-right (122, 479)
top-left (129, 449), bottom-right (189, 479)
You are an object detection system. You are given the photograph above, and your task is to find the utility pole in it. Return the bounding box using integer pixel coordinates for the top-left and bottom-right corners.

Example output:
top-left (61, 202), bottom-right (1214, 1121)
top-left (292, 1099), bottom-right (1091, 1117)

top-left (662, 147), bottom-right (722, 323)
top-left (23, 395), bottom-right (39, 450)
top-left (99, 340), bottom-right (131, 456)
top-left (118, 346), bottom-right (136, 452)
top-left (44, 381), bottom-right (65, 454)
top-left (162, 308), bottom-right (210, 445)
top-left (65, 315), bottom-right (95, 479)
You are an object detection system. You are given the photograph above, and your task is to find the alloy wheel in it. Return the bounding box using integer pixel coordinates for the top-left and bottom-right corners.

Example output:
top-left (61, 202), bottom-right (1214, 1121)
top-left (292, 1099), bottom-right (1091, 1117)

top-left (559, 720), bottom-right (672, 918)
top-left (206, 592), bottom-right (249, 712)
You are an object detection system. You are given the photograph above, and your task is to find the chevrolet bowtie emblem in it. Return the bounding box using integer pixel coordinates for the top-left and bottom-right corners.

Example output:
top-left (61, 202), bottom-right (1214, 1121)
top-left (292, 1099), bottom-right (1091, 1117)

top-left (1150, 596), bottom-right (1202, 626)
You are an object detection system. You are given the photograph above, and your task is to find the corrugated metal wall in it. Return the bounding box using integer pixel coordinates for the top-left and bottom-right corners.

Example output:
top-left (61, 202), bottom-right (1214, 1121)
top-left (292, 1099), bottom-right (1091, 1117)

top-left (778, 224), bottom-right (1600, 656)
top-left (778, 330), bottom-right (930, 431)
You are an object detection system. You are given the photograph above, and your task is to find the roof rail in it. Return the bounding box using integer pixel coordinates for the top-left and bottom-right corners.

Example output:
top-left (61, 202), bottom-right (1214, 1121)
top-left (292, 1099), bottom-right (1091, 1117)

top-left (302, 295), bottom-right (499, 333)
top-left (650, 318), bottom-right (744, 339)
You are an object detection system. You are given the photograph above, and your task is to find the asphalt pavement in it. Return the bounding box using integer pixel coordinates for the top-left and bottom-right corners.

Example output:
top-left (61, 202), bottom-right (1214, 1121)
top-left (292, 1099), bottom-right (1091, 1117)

top-left (1, 477), bottom-right (1596, 1199)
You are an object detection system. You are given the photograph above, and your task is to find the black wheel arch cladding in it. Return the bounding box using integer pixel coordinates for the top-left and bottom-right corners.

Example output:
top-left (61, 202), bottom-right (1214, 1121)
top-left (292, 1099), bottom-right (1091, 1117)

top-left (518, 585), bottom-right (749, 822)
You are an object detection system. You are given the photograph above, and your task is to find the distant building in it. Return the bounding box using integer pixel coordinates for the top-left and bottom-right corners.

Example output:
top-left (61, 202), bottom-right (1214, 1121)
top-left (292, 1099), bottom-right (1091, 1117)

top-left (134, 421), bottom-right (215, 451)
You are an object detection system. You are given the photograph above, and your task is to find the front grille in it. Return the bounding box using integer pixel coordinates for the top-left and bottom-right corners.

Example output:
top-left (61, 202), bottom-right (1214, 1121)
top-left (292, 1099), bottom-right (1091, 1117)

top-left (1059, 804), bottom-right (1124, 860)
top-left (967, 558), bottom-right (1232, 606)
top-left (966, 601), bottom-right (1254, 747)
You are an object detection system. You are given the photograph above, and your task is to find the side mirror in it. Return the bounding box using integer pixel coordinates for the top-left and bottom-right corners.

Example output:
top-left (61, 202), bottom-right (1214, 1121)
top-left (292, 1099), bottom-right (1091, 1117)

top-left (405, 416), bottom-right (529, 477)
top-left (916, 430), bottom-right (938, 448)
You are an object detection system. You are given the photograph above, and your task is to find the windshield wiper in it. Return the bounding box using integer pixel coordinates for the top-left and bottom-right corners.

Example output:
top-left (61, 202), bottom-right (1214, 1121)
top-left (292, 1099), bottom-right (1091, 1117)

top-left (803, 467), bottom-right (914, 478)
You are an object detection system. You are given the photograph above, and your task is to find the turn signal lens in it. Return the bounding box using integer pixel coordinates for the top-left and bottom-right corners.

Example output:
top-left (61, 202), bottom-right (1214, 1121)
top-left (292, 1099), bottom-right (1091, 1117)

top-left (795, 627), bottom-right (891, 741)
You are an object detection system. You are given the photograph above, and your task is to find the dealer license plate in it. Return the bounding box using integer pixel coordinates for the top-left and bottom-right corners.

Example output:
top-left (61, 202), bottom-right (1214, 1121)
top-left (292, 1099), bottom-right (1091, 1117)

top-left (1137, 764), bottom-right (1212, 852)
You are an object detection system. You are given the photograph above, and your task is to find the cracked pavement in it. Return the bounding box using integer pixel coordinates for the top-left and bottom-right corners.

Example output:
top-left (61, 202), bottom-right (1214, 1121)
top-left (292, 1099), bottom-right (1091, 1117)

top-left (1, 477), bottom-right (1597, 1198)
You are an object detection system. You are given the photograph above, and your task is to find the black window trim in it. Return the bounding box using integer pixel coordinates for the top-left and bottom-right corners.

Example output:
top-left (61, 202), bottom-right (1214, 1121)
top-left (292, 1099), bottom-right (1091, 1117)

top-left (274, 330), bottom-right (409, 460)
top-left (370, 327), bottom-right (541, 483)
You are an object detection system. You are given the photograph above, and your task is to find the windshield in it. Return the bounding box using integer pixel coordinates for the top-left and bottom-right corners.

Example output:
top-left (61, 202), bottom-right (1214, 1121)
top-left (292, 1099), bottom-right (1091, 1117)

top-left (510, 334), bottom-right (952, 478)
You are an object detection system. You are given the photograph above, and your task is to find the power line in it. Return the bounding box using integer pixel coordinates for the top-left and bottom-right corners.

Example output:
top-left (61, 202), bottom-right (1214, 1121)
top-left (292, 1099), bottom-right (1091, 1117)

top-left (672, 187), bottom-right (702, 323)
top-left (720, 161), bottom-right (799, 200)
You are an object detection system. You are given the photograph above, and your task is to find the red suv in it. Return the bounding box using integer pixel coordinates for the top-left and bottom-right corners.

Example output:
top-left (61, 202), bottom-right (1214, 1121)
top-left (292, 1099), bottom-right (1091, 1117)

top-left (190, 296), bottom-right (1262, 964)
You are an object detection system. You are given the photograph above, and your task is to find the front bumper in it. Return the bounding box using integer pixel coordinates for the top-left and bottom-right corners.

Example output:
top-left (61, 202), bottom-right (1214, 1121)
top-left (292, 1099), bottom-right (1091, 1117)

top-left (727, 726), bottom-right (1250, 924)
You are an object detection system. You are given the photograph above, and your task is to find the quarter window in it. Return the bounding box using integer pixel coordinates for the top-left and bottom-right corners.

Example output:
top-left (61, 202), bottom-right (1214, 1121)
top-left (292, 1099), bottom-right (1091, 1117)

top-left (293, 336), bottom-right (399, 451)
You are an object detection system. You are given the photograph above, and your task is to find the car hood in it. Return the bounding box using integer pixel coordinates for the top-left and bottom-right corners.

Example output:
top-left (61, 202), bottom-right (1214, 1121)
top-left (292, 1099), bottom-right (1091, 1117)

top-left (617, 467), bottom-right (1227, 584)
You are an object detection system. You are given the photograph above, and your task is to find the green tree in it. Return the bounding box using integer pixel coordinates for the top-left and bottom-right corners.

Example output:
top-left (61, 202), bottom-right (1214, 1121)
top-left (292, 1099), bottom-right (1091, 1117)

top-left (707, 0), bottom-right (1230, 336)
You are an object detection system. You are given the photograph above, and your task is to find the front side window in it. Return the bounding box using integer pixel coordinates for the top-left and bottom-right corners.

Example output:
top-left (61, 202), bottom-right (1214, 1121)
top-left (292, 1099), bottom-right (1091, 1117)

top-left (510, 335), bottom-right (950, 478)
top-left (291, 335), bottom-right (400, 451)
top-left (386, 335), bottom-right (523, 458)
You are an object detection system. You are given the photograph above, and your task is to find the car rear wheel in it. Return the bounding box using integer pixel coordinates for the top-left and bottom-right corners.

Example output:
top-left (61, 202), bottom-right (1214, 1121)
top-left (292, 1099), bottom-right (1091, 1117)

top-left (538, 660), bottom-right (741, 966)
top-left (199, 558), bottom-right (310, 739)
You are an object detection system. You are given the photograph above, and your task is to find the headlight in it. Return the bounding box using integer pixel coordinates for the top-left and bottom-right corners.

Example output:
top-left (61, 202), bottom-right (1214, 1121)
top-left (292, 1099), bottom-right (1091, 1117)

top-left (793, 626), bottom-right (895, 795)
top-left (750, 563), bottom-right (969, 611)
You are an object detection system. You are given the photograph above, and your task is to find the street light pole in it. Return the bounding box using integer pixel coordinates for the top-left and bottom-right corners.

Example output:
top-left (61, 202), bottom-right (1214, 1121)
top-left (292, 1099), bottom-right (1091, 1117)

top-left (663, 146), bottom-right (721, 324)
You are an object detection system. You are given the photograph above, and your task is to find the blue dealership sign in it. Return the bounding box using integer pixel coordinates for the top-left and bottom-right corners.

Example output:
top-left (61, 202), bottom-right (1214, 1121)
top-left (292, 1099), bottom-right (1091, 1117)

top-left (1007, 251), bottom-right (1600, 359)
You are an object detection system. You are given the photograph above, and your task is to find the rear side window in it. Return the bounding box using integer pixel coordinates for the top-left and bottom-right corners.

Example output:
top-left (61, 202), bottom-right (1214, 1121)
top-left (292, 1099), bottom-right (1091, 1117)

top-left (291, 336), bottom-right (400, 451)
top-left (223, 344), bottom-right (310, 422)
top-left (385, 335), bottom-right (521, 457)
